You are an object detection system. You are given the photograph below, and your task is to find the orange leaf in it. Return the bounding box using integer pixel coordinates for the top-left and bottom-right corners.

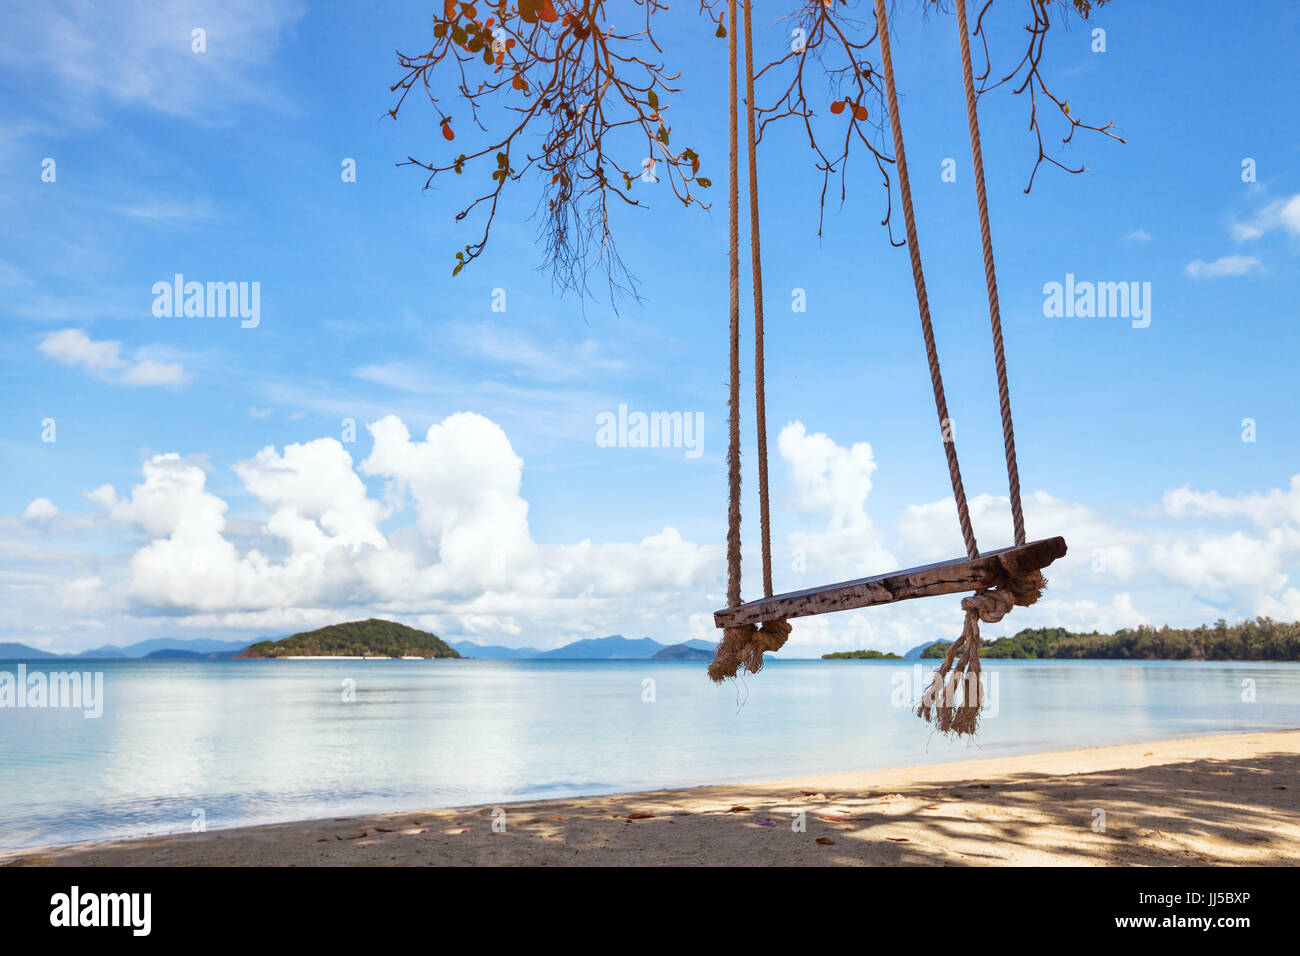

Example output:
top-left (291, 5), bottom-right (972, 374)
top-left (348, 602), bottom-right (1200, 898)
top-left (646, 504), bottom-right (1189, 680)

top-left (829, 100), bottom-right (846, 115)
top-left (441, 120), bottom-right (455, 141)
top-left (853, 104), bottom-right (868, 121)
top-left (540, 0), bottom-right (558, 22)
top-left (816, 837), bottom-right (835, 845)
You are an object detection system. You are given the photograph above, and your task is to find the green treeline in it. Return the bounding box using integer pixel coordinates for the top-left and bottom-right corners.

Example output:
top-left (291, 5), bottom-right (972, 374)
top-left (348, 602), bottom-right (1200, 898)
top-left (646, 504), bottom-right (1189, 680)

top-left (919, 619), bottom-right (1300, 661)
top-left (821, 649), bottom-right (903, 660)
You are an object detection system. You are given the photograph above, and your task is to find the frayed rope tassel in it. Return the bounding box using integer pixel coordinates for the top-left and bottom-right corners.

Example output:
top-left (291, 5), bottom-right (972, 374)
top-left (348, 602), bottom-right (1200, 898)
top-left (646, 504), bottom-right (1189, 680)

top-left (917, 571), bottom-right (1046, 737)
top-left (708, 619), bottom-right (792, 682)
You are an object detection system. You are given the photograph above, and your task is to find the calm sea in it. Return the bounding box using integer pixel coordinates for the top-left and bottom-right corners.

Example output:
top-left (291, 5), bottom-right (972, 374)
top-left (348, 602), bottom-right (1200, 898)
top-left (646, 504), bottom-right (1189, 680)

top-left (1, 658), bottom-right (1297, 851)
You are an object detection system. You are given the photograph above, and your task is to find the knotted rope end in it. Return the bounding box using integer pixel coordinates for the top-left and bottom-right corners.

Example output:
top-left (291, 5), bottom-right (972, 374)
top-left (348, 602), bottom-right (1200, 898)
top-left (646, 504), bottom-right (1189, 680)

top-left (916, 572), bottom-right (1047, 737)
top-left (708, 619), bottom-right (791, 682)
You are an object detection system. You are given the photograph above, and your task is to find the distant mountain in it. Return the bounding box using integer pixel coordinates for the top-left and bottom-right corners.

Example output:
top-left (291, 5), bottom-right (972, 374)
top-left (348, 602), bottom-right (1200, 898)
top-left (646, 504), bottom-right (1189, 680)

top-left (0, 631), bottom-right (723, 663)
top-left (536, 635), bottom-right (667, 660)
top-left (144, 649), bottom-right (241, 661)
top-left (0, 642), bottom-right (60, 660)
top-left (904, 641), bottom-right (941, 660)
top-left (116, 637), bottom-right (255, 658)
top-left (652, 643), bottom-right (713, 660)
top-left (238, 619), bottom-right (460, 659)
top-left (0, 637), bottom-right (258, 660)
top-left (75, 646), bottom-right (129, 659)
top-left (450, 641), bottom-right (543, 659)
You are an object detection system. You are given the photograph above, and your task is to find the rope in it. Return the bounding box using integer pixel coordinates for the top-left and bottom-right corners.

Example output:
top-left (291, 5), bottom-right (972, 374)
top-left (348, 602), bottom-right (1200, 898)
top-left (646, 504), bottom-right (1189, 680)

top-left (742, 0), bottom-right (775, 599)
top-left (956, 0), bottom-right (1026, 547)
top-left (874, 0), bottom-right (978, 561)
top-left (725, 0), bottom-right (742, 610)
top-left (710, 0), bottom-right (790, 683)
top-left (916, 570), bottom-right (1045, 735)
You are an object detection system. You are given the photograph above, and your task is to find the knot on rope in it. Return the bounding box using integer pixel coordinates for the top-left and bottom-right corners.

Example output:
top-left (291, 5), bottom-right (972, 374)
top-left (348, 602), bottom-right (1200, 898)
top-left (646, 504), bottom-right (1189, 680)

top-left (708, 619), bottom-right (791, 682)
top-left (917, 572), bottom-right (1047, 737)
top-left (960, 587), bottom-right (1015, 624)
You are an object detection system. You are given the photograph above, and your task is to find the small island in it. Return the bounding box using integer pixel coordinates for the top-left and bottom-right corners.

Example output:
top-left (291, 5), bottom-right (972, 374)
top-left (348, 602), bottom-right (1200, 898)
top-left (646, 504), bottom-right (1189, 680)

top-left (237, 619), bottom-right (461, 659)
top-left (821, 649), bottom-right (903, 660)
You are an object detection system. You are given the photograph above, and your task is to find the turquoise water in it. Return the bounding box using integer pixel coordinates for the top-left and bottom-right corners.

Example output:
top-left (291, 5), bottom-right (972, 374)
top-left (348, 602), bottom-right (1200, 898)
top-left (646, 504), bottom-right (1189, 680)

top-left (0, 658), bottom-right (1297, 850)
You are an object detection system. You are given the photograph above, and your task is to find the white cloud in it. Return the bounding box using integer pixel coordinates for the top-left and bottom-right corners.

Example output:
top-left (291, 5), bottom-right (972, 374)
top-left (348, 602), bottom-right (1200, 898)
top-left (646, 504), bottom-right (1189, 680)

top-left (1125, 229), bottom-right (1153, 242)
top-left (777, 422), bottom-right (897, 578)
top-left (88, 415), bottom-right (716, 634)
top-left (23, 498), bottom-right (59, 523)
top-left (24, 420), bottom-right (1300, 653)
top-left (0, 0), bottom-right (306, 123)
top-left (1184, 255), bottom-right (1262, 279)
top-left (1149, 532), bottom-right (1291, 593)
top-left (898, 490), bottom-right (1141, 586)
top-left (113, 197), bottom-right (216, 223)
top-left (38, 329), bottom-right (189, 386)
top-left (444, 320), bottom-right (625, 382)
top-left (1230, 194), bottom-right (1300, 243)
top-left (1162, 476), bottom-right (1300, 528)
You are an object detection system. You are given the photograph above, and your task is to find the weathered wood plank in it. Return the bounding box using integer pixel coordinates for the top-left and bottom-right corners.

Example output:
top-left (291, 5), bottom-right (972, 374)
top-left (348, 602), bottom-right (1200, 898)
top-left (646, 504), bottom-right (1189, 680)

top-left (713, 536), bottom-right (1068, 628)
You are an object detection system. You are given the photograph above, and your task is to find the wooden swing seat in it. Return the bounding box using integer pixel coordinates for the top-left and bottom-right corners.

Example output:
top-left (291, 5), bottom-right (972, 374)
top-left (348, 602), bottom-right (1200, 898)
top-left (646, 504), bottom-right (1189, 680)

top-left (713, 536), bottom-right (1067, 628)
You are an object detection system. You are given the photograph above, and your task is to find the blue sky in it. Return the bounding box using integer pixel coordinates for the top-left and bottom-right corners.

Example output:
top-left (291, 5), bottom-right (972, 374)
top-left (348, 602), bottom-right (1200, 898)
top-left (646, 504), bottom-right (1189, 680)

top-left (2, 0), bottom-right (1298, 655)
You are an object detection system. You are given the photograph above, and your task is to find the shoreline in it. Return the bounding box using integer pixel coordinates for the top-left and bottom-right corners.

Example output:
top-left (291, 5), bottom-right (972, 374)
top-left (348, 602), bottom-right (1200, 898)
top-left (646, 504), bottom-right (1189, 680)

top-left (7, 729), bottom-right (1298, 866)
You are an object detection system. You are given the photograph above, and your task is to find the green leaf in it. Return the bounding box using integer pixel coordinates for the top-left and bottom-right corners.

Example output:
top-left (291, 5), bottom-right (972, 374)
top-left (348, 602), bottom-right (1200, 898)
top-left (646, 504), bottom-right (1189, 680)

top-left (647, 89), bottom-right (659, 110)
top-left (696, 177), bottom-right (712, 188)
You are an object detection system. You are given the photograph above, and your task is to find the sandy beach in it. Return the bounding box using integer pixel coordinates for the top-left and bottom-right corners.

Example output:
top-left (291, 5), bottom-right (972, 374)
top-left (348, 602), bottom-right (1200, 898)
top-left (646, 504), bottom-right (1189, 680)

top-left (6, 730), bottom-right (1297, 867)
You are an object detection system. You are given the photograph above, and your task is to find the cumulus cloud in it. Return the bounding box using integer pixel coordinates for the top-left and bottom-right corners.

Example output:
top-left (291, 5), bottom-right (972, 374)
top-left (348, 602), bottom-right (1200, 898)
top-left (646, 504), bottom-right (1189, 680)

top-left (38, 328), bottom-right (188, 386)
top-left (777, 422), bottom-right (896, 578)
top-left (1162, 476), bottom-right (1300, 528)
top-left (898, 490), bottom-right (1141, 586)
top-left (86, 415), bottom-right (716, 639)
top-left (1184, 255), bottom-right (1262, 279)
top-left (38, 417), bottom-right (1300, 652)
top-left (1151, 476), bottom-right (1300, 599)
top-left (1149, 533), bottom-right (1291, 593)
top-left (23, 498), bottom-right (59, 523)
